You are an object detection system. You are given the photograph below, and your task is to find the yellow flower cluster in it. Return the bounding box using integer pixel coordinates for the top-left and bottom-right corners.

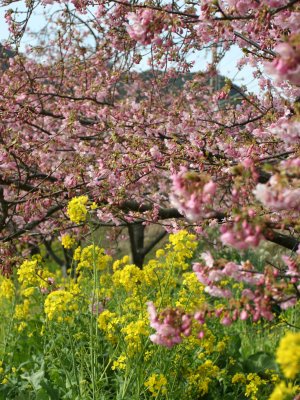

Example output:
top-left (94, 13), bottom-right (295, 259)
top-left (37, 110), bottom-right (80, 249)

top-left (176, 272), bottom-right (205, 312)
top-left (0, 277), bottom-right (15, 300)
top-left (112, 264), bottom-right (143, 292)
top-left (187, 360), bottom-right (220, 396)
top-left (276, 331), bottom-right (300, 379)
top-left (232, 372), bottom-right (246, 384)
top-left (166, 230), bottom-right (197, 271)
top-left (17, 258), bottom-right (54, 289)
top-left (121, 319), bottom-right (149, 354)
top-left (245, 373), bottom-right (267, 400)
top-left (198, 328), bottom-right (216, 354)
top-left (144, 373), bottom-right (167, 397)
top-left (269, 381), bottom-right (299, 400)
top-left (17, 259), bottom-right (40, 287)
top-left (97, 230), bottom-right (202, 359)
top-left (44, 290), bottom-right (78, 323)
top-left (75, 245), bottom-right (112, 275)
top-left (67, 195), bottom-right (88, 224)
top-left (97, 310), bottom-right (119, 343)
top-left (14, 299), bottom-right (30, 320)
top-left (111, 354), bottom-right (127, 371)
top-left (0, 276), bottom-right (15, 319)
top-left (61, 234), bottom-right (76, 249)
top-left (1, 228), bottom-right (290, 399)
top-left (112, 255), bottom-right (130, 271)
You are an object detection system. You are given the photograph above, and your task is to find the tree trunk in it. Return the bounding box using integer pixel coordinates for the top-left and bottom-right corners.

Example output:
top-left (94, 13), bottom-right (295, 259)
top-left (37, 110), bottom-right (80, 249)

top-left (128, 223), bottom-right (145, 268)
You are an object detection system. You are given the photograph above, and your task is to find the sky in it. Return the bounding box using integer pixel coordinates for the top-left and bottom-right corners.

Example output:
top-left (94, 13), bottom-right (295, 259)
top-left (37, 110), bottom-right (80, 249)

top-left (0, 2), bottom-right (260, 94)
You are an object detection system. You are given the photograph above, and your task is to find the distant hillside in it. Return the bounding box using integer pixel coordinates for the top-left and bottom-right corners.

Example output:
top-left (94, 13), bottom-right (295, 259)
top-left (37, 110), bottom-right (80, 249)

top-left (0, 45), bottom-right (242, 105)
top-left (117, 69), bottom-right (242, 105)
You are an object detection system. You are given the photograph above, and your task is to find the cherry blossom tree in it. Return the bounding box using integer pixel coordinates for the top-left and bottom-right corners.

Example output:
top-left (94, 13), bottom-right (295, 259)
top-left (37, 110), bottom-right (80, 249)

top-left (0, 0), bottom-right (299, 302)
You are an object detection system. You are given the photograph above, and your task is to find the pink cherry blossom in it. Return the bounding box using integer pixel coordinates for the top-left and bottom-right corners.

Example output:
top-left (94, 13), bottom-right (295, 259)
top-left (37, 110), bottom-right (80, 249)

top-left (265, 41), bottom-right (300, 86)
top-left (147, 302), bottom-right (193, 348)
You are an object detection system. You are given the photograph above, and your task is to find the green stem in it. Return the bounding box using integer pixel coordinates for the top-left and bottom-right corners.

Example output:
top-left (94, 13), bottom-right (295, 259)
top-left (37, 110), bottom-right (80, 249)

top-left (67, 324), bottom-right (81, 398)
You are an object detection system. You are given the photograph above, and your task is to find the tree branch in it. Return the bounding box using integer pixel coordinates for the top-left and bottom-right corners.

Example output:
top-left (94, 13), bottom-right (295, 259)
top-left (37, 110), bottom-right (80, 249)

top-left (265, 230), bottom-right (300, 252)
top-left (141, 230), bottom-right (167, 257)
top-left (2, 204), bottom-right (64, 242)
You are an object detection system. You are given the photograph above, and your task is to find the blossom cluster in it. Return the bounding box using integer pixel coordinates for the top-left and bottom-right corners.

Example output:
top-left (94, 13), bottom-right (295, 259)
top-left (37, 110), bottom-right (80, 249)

top-left (147, 301), bottom-right (193, 347)
top-left (126, 9), bottom-right (165, 45)
top-left (192, 251), bottom-right (299, 324)
top-left (220, 215), bottom-right (264, 250)
top-left (265, 38), bottom-right (300, 86)
top-left (255, 183), bottom-right (300, 212)
top-left (254, 159), bottom-right (300, 212)
top-left (268, 119), bottom-right (300, 146)
top-left (170, 168), bottom-right (217, 221)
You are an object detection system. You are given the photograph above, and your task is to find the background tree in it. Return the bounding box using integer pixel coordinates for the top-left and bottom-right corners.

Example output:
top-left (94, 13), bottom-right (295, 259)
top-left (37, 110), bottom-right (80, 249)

top-left (0, 0), bottom-right (299, 275)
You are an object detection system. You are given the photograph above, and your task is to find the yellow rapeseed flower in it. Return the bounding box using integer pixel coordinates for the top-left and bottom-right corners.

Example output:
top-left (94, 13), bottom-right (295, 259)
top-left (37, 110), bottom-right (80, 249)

top-left (14, 299), bottom-right (30, 320)
top-left (269, 381), bottom-right (299, 400)
top-left (21, 287), bottom-right (36, 298)
top-left (156, 249), bottom-right (165, 258)
top-left (111, 354), bottom-right (127, 371)
top-left (187, 360), bottom-right (219, 396)
top-left (112, 264), bottom-right (143, 292)
top-left (90, 202), bottom-right (98, 210)
top-left (17, 260), bottom-right (38, 286)
top-left (121, 319), bottom-right (149, 354)
top-left (76, 245), bottom-right (112, 275)
top-left (73, 246), bottom-right (81, 261)
top-left (0, 277), bottom-right (15, 300)
top-left (245, 373), bottom-right (266, 400)
top-left (44, 290), bottom-right (78, 322)
top-left (17, 259), bottom-right (54, 289)
top-left (17, 321), bottom-right (28, 332)
top-left (232, 373), bottom-right (246, 384)
top-left (1, 376), bottom-right (8, 385)
top-left (61, 234), bottom-right (76, 249)
top-left (276, 331), bottom-right (300, 379)
top-left (144, 373), bottom-right (167, 397)
top-left (67, 195), bottom-right (88, 224)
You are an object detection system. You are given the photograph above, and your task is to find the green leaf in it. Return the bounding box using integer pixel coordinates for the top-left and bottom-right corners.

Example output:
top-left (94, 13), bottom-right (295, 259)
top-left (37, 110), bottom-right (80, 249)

top-left (242, 351), bottom-right (278, 373)
top-left (21, 369), bottom-right (44, 391)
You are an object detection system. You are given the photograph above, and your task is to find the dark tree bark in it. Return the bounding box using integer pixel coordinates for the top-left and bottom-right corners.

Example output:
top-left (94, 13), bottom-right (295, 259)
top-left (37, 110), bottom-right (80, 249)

top-left (128, 223), bottom-right (145, 268)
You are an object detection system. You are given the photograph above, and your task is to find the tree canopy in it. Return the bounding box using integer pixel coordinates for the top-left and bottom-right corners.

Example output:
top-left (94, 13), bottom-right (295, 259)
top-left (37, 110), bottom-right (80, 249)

top-left (0, 0), bottom-right (299, 274)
